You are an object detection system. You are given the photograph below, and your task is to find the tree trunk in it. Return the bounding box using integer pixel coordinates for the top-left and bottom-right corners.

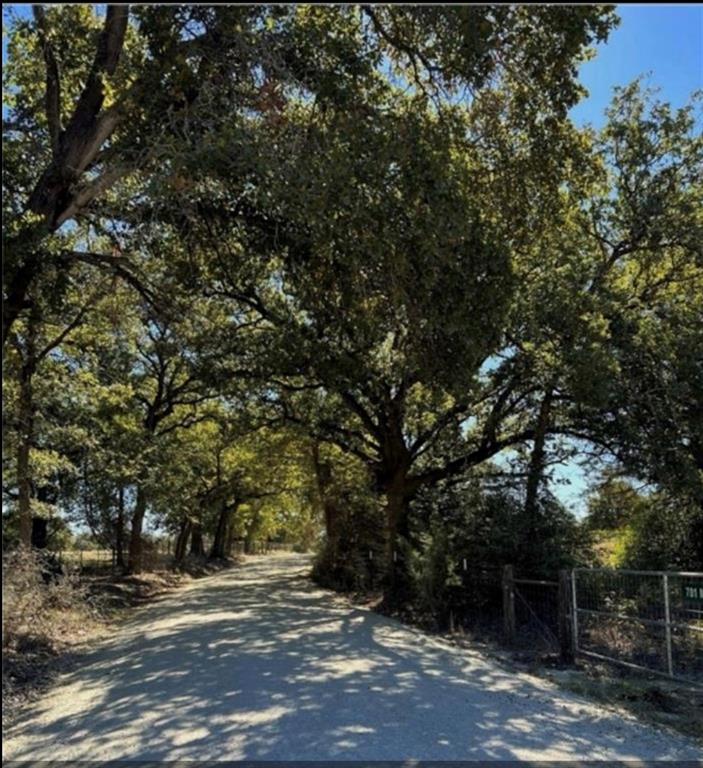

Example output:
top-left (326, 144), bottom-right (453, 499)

top-left (114, 485), bottom-right (126, 569)
top-left (225, 519), bottom-right (236, 557)
top-left (190, 522), bottom-right (205, 557)
top-left (31, 516), bottom-right (49, 549)
top-left (174, 517), bottom-right (192, 563)
top-left (127, 485), bottom-right (147, 573)
top-left (16, 336), bottom-right (36, 549)
top-left (16, 425), bottom-right (32, 548)
top-left (311, 444), bottom-right (345, 548)
top-left (383, 477), bottom-right (411, 608)
top-left (210, 501), bottom-right (233, 560)
top-left (324, 502), bottom-right (342, 543)
top-left (524, 389), bottom-right (554, 537)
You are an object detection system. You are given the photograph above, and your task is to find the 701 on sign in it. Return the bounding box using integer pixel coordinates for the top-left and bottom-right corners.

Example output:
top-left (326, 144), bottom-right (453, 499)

top-left (682, 583), bottom-right (703, 602)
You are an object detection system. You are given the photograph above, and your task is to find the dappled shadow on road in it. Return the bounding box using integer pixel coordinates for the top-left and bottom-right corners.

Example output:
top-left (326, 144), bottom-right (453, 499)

top-left (3, 555), bottom-right (698, 761)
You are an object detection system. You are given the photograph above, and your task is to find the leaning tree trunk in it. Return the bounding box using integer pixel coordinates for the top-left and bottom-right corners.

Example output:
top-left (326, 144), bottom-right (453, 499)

top-left (127, 485), bottom-right (147, 573)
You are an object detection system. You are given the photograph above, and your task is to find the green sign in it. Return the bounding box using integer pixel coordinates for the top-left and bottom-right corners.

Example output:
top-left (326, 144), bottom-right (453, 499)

top-left (682, 583), bottom-right (703, 602)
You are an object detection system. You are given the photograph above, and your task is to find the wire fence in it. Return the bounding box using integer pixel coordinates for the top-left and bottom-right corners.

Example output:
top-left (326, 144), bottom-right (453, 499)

top-left (49, 544), bottom-right (703, 683)
top-left (572, 568), bottom-right (703, 683)
top-left (54, 538), bottom-right (294, 574)
top-left (512, 575), bottom-right (561, 653)
top-left (374, 553), bottom-right (703, 684)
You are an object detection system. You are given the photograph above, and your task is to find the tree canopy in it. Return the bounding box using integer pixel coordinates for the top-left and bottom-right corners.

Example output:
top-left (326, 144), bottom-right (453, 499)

top-left (3, 5), bottom-right (700, 601)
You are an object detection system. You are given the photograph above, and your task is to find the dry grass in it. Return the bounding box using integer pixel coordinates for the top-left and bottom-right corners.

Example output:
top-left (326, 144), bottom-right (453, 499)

top-left (2, 549), bottom-right (237, 726)
top-left (3, 549), bottom-right (104, 725)
top-left (546, 661), bottom-right (703, 742)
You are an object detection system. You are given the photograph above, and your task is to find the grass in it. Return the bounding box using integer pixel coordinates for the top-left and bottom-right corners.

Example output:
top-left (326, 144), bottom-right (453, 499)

top-left (332, 578), bottom-right (703, 744)
top-left (545, 660), bottom-right (703, 742)
top-left (2, 552), bottom-right (238, 727)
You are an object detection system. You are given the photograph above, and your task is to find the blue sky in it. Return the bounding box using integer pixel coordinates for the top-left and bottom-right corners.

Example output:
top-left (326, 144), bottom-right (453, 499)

top-left (559, 5), bottom-right (702, 512)
top-left (571, 4), bottom-right (702, 128)
top-left (3, 4), bottom-right (702, 515)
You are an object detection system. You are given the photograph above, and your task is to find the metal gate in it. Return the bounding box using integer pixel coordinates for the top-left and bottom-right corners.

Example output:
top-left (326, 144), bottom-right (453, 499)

top-left (572, 568), bottom-right (703, 684)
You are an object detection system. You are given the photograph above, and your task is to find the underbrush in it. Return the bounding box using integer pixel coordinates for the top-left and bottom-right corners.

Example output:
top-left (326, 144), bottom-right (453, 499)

top-left (2, 548), bottom-right (237, 725)
top-left (3, 548), bottom-right (102, 725)
top-left (2, 547), bottom-right (100, 653)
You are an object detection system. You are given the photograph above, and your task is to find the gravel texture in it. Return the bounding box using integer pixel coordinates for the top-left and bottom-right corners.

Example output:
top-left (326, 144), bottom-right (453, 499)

top-left (3, 553), bottom-right (701, 761)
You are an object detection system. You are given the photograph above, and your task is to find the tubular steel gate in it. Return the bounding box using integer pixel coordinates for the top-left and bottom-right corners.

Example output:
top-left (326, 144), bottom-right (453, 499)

top-left (572, 568), bottom-right (703, 684)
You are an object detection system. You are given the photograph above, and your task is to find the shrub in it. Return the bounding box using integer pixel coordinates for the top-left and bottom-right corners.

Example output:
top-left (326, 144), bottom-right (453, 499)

top-left (2, 548), bottom-right (96, 651)
top-left (311, 502), bottom-right (385, 593)
top-left (620, 495), bottom-right (703, 571)
top-left (404, 480), bottom-right (591, 626)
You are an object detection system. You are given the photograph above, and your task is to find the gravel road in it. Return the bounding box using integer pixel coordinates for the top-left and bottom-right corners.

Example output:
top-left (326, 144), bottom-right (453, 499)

top-left (3, 553), bottom-right (701, 761)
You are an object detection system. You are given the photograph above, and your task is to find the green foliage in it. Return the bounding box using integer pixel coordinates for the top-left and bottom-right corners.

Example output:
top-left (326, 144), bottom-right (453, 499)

top-left (585, 478), bottom-right (648, 531)
top-left (618, 496), bottom-right (703, 571)
top-left (311, 503), bottom-right (385, 593)
top-left (2, 5), bottom-right (699, 605)
top-left (397, 480), bottom-right (592, 626)
top-left (407, 524), bottom-right (461, 629)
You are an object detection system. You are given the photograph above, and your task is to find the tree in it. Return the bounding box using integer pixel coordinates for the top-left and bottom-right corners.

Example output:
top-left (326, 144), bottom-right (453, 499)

top-left (2, 259), bottom-right (112, 547)
top-left (3, 4), bottom-right (617, 347)
top-left (585, 477), bottom-right (648, 531)
top-left (560, 84), bottom-right (703, 507)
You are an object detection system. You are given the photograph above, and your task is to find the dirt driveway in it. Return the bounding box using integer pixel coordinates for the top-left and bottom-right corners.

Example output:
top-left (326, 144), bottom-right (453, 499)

top-left (3, 553), bottom-right (701, 760)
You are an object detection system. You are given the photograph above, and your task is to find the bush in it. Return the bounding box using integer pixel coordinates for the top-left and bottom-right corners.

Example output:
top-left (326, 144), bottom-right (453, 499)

top-left (408, 525), bottom-right (461, 629)
top-left (619, 495), bottom-right (703, 571)
top-left (2, 548), bottom-right (96, 651)
top-left (311, 501), bottom-right (385, 593)
top-left (404, 480), bottom-right (591, 626)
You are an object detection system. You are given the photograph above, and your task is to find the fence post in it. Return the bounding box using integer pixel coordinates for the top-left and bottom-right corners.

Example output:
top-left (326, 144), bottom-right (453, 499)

top-left (502, 565), bottom-right (516, 646)
top-left (571, 569), bottom-right (579, 659)
top-left (663, 573), bottom-right (674, 677)
top-left (558, 569), bottom-right (574, 664)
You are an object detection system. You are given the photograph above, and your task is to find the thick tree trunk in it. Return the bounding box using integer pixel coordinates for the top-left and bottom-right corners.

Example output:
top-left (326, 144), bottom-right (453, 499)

top-left (174, 517), bottom-right (192, 563)
top-left (31, 516), bottom-right (48, 549)
top-left (127, 485), bottom-right (147, 573)
top-left (210, 501), bottom-right (233, 560)
top-left (190, 522), bottom-right (205, 557)
top-left (383, 476), bottom-right (411, 607)
top-left (324, 503), bottom-right (338, 541)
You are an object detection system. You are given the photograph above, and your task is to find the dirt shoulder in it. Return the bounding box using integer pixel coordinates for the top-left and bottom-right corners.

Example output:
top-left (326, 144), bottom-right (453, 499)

top-left (2, 557), bottom-right (237, 727)
top-left (4, 554), bottom-right (700, 761)
top-left (331, 584), bottom-right (703, 744)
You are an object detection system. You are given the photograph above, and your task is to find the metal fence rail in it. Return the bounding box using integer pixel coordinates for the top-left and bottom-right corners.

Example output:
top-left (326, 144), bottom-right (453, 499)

top-left (572, 567), bottom-right (703, 683)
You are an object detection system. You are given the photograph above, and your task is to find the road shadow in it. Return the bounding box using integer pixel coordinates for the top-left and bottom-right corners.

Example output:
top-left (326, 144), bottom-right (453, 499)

top-left (3, 554), bottom-right (699, 760)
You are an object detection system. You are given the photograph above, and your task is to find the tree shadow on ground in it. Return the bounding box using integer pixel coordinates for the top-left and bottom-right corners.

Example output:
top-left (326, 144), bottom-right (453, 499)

top-left (3, 555), bottom-right (699, 761)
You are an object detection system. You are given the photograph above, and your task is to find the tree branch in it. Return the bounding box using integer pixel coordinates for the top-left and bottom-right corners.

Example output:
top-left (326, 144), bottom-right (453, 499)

top-left (33, 5), bottom-right (62, 157)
